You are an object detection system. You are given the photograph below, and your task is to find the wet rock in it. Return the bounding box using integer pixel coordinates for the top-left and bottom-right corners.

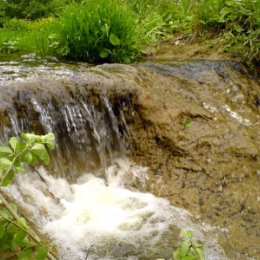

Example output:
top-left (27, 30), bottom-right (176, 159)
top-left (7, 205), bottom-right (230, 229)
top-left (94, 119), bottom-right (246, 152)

top-left (0, 59), bottom-right (259, 260)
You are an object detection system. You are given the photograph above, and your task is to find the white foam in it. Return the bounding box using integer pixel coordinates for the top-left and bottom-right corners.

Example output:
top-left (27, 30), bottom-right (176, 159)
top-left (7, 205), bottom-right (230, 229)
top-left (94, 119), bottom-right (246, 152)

top-left (5, 158), bottom-right (227, 260)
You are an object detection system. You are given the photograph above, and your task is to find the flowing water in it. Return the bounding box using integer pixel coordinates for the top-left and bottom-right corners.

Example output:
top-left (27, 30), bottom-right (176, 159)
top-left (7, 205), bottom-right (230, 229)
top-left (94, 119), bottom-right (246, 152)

top-left (0, 54), bottom-right (259, 260)
top-left (6, 161), bottom-right (225, 260)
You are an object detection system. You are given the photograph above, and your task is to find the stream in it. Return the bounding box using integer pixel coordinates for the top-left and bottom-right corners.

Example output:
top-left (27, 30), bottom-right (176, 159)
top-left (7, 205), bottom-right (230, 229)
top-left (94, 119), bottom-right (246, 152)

top-left (0, 54), bottom-right (259, 260)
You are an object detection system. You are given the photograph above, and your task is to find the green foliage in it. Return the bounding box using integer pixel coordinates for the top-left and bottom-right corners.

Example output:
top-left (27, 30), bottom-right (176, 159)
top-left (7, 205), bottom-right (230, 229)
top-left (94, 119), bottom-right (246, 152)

top-left (191, 0), bottom-right (226, 30)
top-left (0, 0), bottom-right (70, 21)
top-left (191, 0), bottom-right (259, 63)
top-left (222, 0), bottom-right (260, 64)
top-left (0, 0), bottom-right (259, 64)
top-left (0, 18), bottom-right (59, 55)
top-left (0, 132), bottom-right (55, 186)
top-left (184, 119), bottom-right (192, 129)
top-left (54, 0), bottom-right (142, 63)
top-left (173, 230), bottom-right (205, 260)
top-left (0, 133), bottom-right (56, 260)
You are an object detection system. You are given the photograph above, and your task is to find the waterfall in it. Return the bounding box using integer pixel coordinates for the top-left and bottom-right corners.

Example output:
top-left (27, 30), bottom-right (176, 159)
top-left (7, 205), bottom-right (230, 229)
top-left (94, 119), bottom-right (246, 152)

top-left (0, 58), bottom-right (230, 260)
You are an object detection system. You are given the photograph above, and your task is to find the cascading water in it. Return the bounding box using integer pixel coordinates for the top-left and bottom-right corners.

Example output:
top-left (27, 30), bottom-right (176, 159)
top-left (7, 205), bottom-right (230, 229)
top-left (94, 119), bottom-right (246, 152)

top-left (6, 160), bottom-right (226, 260)
top-left (2, 55), bottom-right (258, 260)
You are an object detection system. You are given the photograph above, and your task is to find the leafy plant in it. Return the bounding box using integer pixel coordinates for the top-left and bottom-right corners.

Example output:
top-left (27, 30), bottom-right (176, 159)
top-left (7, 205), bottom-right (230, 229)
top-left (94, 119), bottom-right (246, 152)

top-left (0, 18), bottom-right (59, 55)
top-left (0, 38), bottom-right (19, 53)
top-left (0, 133), bottom-right (57, 260)
top-left (184, 119), bottom-right (192, 129)
top-left (54, 0), bottom-right (143, 63)
top-left (222, 0), bottom-right (260, 64)
top-left (0, 0), bottom-right (70, 21)
top-left (173, 230), bottom-right (205, 260)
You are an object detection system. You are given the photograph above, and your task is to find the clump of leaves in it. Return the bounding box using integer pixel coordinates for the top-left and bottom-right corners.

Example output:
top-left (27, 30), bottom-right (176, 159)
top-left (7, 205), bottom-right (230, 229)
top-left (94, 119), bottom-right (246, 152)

top-left (173, 230), bottom-right (205, 260)
top-left (0, 38), bottom-right (19, 53)
top-left (184, 119), bottom-right (192, 129)
top-left (0, 133), bottom-right (55, 186)
top-left (0, 133), bottom-right (57, 260)
top-left (55, 0), bottom-right (142, 63)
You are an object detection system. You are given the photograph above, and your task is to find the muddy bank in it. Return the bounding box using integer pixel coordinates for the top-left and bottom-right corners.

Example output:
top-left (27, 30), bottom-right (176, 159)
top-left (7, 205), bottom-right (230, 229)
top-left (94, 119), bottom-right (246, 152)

top-left (0, 58), bottom-right (259, 259)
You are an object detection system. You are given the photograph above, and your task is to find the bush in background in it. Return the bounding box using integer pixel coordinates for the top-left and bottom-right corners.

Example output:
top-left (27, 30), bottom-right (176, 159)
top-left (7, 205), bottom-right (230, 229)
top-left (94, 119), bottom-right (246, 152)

top-left (0, 0), bottom-right (69, 22)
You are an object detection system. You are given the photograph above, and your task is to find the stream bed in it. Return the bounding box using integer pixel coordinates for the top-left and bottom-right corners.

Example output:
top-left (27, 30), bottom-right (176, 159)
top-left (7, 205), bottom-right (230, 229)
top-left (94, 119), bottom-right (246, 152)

top-left (0, 55), bottom-right (259, 260)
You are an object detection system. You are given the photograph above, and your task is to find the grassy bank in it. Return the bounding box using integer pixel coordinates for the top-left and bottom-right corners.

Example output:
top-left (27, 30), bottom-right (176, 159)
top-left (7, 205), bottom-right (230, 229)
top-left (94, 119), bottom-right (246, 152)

top-left (0, 0), bottom-right (259, 65)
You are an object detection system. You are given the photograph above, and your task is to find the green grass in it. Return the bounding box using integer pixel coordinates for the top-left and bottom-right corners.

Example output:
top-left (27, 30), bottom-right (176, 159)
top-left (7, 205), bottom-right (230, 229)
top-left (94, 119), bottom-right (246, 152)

top-left (0, 18), bottom-right (59, 55)
top-left (0, 0), bottom-right (259, 65)
top-left (54, 0), bottom-right (142, 63)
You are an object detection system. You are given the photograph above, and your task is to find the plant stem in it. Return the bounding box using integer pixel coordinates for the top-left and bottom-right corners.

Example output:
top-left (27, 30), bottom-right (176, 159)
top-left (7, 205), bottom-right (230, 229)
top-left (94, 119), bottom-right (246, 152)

top-left (0, 146), bottom-right (30, 186)
top-left (0, 192), bottom-right (58, 260)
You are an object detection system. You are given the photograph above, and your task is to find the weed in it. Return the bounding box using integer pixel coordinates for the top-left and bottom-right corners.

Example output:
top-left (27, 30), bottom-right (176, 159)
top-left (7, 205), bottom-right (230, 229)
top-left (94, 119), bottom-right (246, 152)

top-left (0, 0), bottom-right (259, 65)
top-left (0, 133), bottom-right (56, 260)
top-left (173, 230), bottom-right (205, 260)
top-left (54, 0), bottom-right (142, 63)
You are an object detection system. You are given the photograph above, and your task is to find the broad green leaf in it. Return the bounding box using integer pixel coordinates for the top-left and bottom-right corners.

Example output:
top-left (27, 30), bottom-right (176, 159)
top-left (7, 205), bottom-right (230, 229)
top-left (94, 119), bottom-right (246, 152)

top-left (100, 49), bottom-right (110, 58)
top-left (15, 166), bottom-right (26, 173)
top-left (0, 158), bottom-right (12, 168)
top-left (0, 222), bottom-right (5, 239)
top-left (0, 208), bottom-right (12, 219)
top-left (15, 141), bottom-right (27, 153)
top-left (195, 246), bottom-right (205, 260)
top-left (183, 255), bottom-right (196, 260)
top-left (41, 133), bottom-right (55, 150)
top-left (123, 56), bottom-right (131, 64)
top-left (109, 33), bottom-right (120, 46)
top-left (13, 231), bottom-right (26, 245)
top-left (1, 170), bottom-right (15, 186)
top-left (21, 133), bottom-right (37, 143)
top-left (31, 144), bottom-right (49, 164)
top-left (22, 152), bottom-right (34, 164)
top-left (35, 246), bottom-right (48, 260)
top-left (18, 248), bottom-right (33, 260)
top-left (180, 230), bottom-right (193, 239)
top-left (10, 203), bottom-right (17, 213)
top-left (184, 119), bottom-right (192, 129)
top-left (0, 146), bottom-right (13, 157)
top-left (173, 248), bottom-right (182, 260)
top-left (179, 240), bottom-right (191, 256)
top-left (9, 137), bottom-right (18, 151)
top-left (17, 217), bottom-right (29, 230)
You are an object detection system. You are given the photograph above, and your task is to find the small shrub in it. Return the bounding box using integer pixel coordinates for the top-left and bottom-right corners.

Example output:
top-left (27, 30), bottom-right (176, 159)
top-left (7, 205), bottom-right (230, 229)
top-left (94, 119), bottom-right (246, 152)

top-left (0, 18), bottom-right (60, 55)
top-left (55, 0), bottom-right (142, 63)
top-left (3, 18), bottom-right (29, 31)
top-left (173, 230), bottom-right (205, 260)
top-left (0, 133), bottom-right (56, 260)
top-left (0, 0), bottom-right (70, 20)
top-left (191, 0), bottom-right (226, 31)
top-left (223, 0), bottom-right (260, 64)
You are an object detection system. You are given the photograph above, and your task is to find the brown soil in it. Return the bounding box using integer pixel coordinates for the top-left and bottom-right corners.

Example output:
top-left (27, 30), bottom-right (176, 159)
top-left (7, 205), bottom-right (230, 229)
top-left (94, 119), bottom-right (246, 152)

top-left (143, 35), bottom-right (230, 61)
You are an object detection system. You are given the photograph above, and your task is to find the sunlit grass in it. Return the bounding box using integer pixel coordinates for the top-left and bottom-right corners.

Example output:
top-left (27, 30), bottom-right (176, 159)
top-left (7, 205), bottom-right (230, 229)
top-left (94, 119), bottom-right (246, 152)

top-left (0, 18), bottom-right (59, 55)
top-left (0, 0), bottom-right (259, 64)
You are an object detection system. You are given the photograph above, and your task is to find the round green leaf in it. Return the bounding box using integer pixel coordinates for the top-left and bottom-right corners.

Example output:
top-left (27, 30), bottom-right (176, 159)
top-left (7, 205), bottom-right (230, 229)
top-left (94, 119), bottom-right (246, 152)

top-left (109, 33), bottom-right (120, 46)
top-left (9, 137), bottom-right (18, 151)
top-left (1, 170), bottom-right (15, 186)
top-left (0, 146), bottom-right (13, 157)
top-left (30, 144), bottom-right (49, 164)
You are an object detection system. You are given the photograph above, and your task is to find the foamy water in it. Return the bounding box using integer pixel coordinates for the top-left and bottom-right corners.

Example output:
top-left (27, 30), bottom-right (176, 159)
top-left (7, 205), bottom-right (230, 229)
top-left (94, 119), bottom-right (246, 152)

top-left (5, 158), bottom-right (226, 260)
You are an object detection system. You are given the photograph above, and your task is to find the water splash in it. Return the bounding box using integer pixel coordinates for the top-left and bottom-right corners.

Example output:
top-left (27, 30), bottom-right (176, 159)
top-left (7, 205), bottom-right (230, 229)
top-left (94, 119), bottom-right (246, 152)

top-left (6, 158), bottom-right (226, 260)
